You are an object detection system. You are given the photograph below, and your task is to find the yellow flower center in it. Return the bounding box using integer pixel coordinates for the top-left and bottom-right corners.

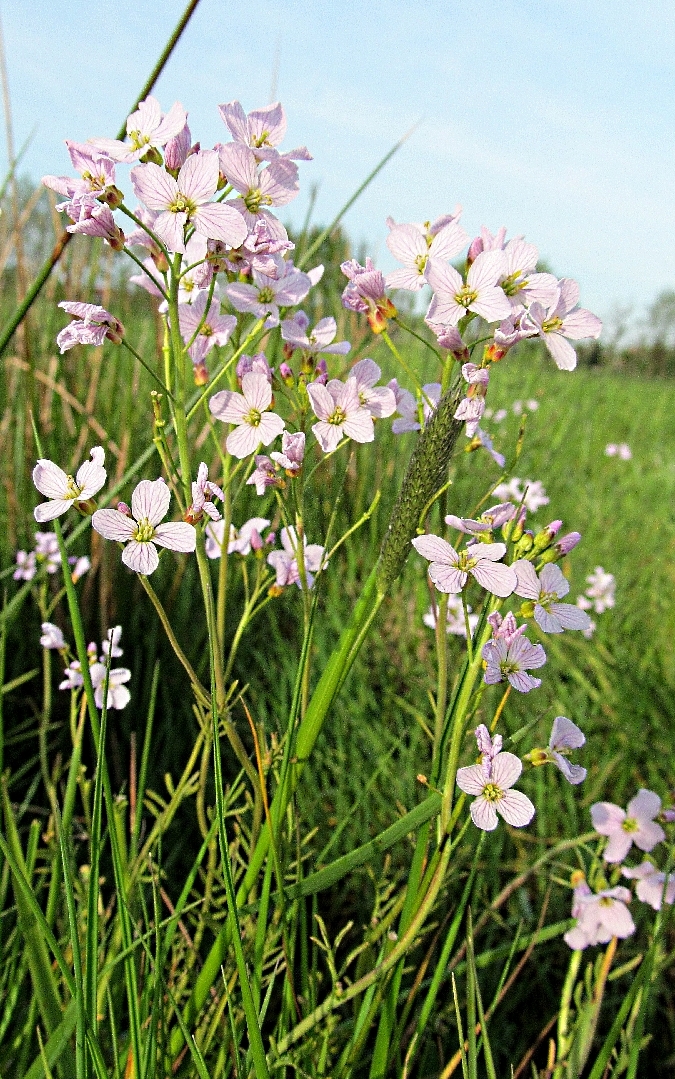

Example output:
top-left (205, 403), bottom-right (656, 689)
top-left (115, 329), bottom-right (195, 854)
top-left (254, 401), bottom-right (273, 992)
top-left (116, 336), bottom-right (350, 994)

top-left (482, 782), bottom-right (504, 803)
top-left (169, 193), bottom-right (196, 216)
top-left (133, 517), bottom-right (156, 543)
top-left (328, 406), bottom-right (347, 426)
top-left (542, 316), bottom-right (563, 333)
top-left (454, 285), bottom-right (478, 309)
top-left (244, 408), bottom-right (262, 428)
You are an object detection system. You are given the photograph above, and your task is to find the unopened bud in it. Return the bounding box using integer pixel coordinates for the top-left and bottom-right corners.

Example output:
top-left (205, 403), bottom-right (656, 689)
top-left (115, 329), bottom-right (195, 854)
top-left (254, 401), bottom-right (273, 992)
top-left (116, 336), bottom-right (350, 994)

top-left (483, 341), bottom-right (508, 363)
top-left (532, 519), bottom-right (562, 554)
top-left (279, 361), bottom-right (294, 386)
top-left (104, 319), bottom-right (125, 346)
top-left (513, 530), bottom-right (534, 557)
top-left (101, 185), bottom-right (124, 210)
top-left (193, 362), bottom-right (209, 386)
top-left (555, 531), bottom-right (581, 556)
top-left (117, 501), bottom-right (131, 516)
top-left (466, 235), bottom-right (484, 266)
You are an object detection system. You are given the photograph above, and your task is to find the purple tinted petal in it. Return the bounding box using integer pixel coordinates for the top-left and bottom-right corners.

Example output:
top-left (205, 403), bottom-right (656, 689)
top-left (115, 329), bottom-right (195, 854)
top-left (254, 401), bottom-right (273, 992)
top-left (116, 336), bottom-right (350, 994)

top-left (428, 564), bottom-right (466, 593)
top-left (490, 751), bottom-right (522, 790)
top-left (508, 670), bottom-right (541, 693)
top-left (544, 332), bottom-right (577, 371)
top-left (177, 151), bottom-right (219, 204)
top-left (549, 603), bottom-right (592, 631)
top-left (627, 789), bottom-right (661, 822)
top-left (550, 716), bottom-right (585, 751)
top-left (497, 789), bottom-right (535, 827)
top-left (411, 534), bottom-right (457, 564)
top-left (34, 499), bottom-right (71, 522)
top-left (92, 509), bottom-right (136, 542)
top-left (470, 797), bottom-right (499, 831)
top-left (130, 163), bottom-right (177, 211)
top-left (193, 202), bottom-right (247, 247)
top-left (471, 560), bottom-right (517, 598)
top-left (153, 522), bottom-right (197, 553)
top-left (209, 389), bottom-right (248, 424)
top-left (33, 459), bottom-right (68, 499)
top-left (540, 563), bottom-right (569, 598)
top-left (132, 479), bottom-right (171, 526)
top-left (513, 559), bottom-right (540, 600)
top-left (122, 540), bottom-right (159, 575)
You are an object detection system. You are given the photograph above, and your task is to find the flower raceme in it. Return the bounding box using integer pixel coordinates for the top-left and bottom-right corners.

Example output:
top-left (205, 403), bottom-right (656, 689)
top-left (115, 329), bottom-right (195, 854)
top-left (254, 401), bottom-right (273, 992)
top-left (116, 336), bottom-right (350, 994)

top-left (33, 446), bottom-right (107, 522)
top-left (92, 479), bottom-right (196, 575)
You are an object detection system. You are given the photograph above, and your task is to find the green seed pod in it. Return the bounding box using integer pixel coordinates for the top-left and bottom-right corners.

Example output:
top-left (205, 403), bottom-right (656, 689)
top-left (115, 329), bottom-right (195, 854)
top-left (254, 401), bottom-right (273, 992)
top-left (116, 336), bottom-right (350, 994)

top-left (376, 379), bottom-right (463, 593)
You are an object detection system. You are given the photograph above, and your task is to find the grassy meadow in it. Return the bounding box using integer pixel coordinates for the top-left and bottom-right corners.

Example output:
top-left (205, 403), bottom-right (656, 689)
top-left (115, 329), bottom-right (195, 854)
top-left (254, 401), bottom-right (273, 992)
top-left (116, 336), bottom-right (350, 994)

top-left (0, 209), bottom-right (674, 1079)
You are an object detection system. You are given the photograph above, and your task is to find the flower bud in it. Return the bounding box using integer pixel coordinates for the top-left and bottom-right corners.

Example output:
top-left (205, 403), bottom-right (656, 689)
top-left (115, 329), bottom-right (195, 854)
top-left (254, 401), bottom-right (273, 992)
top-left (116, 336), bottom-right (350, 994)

top-left (513, 530), bottom-right (534, 557)
top-left (466, 235), bottom-right (484, 266)
top-left (164, 124), bottom-right (191, 174)
top-left (104, 318), bottom-right (125, 346)
top-left (556, 531), bottom-right (581, 556)
top-left (101, 185), bottom-right (124, 210)
top-left (502, 508), bottom-right (526, 543)
top-left (532, 519), bottom-right (563, 554)
top-left (279, 361), bottom-right (294, 386)
top-left (117, 501), bottom-right (131, 516)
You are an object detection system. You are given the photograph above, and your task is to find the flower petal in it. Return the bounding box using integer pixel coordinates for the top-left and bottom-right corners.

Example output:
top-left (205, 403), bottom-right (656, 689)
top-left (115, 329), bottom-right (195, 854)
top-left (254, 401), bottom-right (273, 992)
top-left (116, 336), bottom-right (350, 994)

top-left (497, 789), bottom-right (535, 827)
top-left (153, 522), bottom-right (197, 553)
top-left (92, 509), bottom-right (136, 541)
top-left (131, 479), bottom-right (171, 526)
top-left (411, 534), bottom-right (458, 564)
top-left (470, 796), bottom-right (499, 831)
top-left (33, 459), bottom-right (69, 499)
top-left (122, 540), bottom-right (159, 575)
top-left (470, 560), bottom-right (517, 598)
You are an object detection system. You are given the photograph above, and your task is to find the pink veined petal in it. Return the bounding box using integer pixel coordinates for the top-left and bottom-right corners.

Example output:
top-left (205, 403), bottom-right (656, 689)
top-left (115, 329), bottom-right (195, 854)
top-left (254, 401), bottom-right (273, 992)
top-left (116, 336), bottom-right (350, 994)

top-left (601, 900), bottom-right (635, 938)
top-left (504, 238), bottom-right (538, 275)
top-left (209, 389), bottom-right (248, 424)
top-left (219, 142), bottom-right (258, 193)
top-left (386, 224), bottom-right (426, 265)
top-left (132, 479), bottom-right (171, 526)
top-left (470, 541), bottom-right (507, 561)
top-left (342, 409), bottom-right (375, 444)
top-left (225, 282), bottom-right (265, 313)
top-left (534, 605), bottom-right (565, 633)
top-left (242, 371), bottom-right (273, 412)
top-left (512, 559), bottom-right (540, 599)
top-left (351, 357), bottom-right (381, 389)
top-left (218, 101), bottom-right (250, 143)
top-left (429, 220), bottom-right (469, 261)
top-left (428, 563), bottom-right (466, 593)
top-left (176, 151), bottom-right (218, 204)
top-left (274, 273), bottom-right (311, 307)
top-left (411, 534), bottom-right (458, 564)
top-left (122, 540), bottom-right (159, 575)
top-left (152, 100), bottom-right (188, 145)
top-left (561, 308), bottom-right (603, 341)
top-left (92, 509), bottom-right (136, 542)
top-left (307, 381), bottom-right (334, 421)
top-left (311, 420), bottom-right (342, 453)
top-left (132, 95), bottom-right (161, 134)
top-left (192, 203), bottom-right (248, 247)
top-left (470, 287), bottom-right (513, 323)
top-left (75, 459), bottom-right (106, 498)
top-left (470, 797), bottom-right (499, 831)
top-left (386, 267), bottom-right (426, 291)
top-left (227, 424), bottom-right (265, 459)
top-left (633, 819), bottom-right (666, 852)
top-left (470, 560), bottom-right (517, 598)
top-left (130, 163), bottom-right (178, 211)
top-left (628, 789), bottom-right (662, 821)
top-left (364, 386), bottom-right (397, 418)
top-left (508, 635), bottom-right (547, 669)
top-left (508, 670), bottom-right (541, 693)
top-left (33, 459), bottom-right (69, 499)
top-left (603, 831), bottom-right (634, 863)
top-left (34, 499), bottom-right (72, 522)
top-left (590, 801), bottom-right (625, 834)
top-left (489, 752), bottom-right (523, 789)
top-left (549, 603), bottom-right (592, 631)
top-left (456, 763), bottom-right (489, 796)
top-left (497, 789), bottom-right (535, 827)
top-left (544, 332), bottom-right (577, 371)
top-left (425, 294), bottom-right (463, 327)
top-left (249, 102), bottom-right (287, 146)
top-left (259, 159), bottom-right (299, 204)
top-left (558, 278), bottom-right (580, 313)
top-left (554, 755), bottom-right (587, 785)
top-left (256, 411), bottom-right (286, 446)
top-left (153, 210), bottom-right (187, 254)
top-left (425, 260), bottom-right (463, 298)
top-left (551, 716), bottom-right (586, 751)
top-left (467, 249), bottom-right (507, 291)
top-left (540, 563), bottom-right (569, 598)
top-left (153, 522), bottom-right (197, 553)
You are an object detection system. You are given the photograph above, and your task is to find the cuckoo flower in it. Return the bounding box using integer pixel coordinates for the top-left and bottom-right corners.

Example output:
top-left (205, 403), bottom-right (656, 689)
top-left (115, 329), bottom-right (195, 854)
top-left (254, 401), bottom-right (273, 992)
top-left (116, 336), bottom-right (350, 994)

top-left (226, 256), bottom-right (311, 328)
top-left (513, 561), bottom-right (592, 634)
top-left (40, 623), bottom-right (67, 650)
top-left (178, 292), bottom-right (236, 354)
top-left (57, 302), bottom-right (124, 352)
top-left (526, 717), bottom-right (587, 784)
top-left (219, 142), bottom-right (299, 238)
top-left (92, 479), bottom-right (196, 575)
top-left (90, 95), bottom-right (187, 163)
top-left (267, 526), bottom-right (326, 590)
top-left (527, 279), bottom-right (602, 371)
top-left (62, 197), bottom-right (125, 249)
top-left (564, 886), bottom-right (635, 950)
top-left (33, 446), bottom-right (106, 522)
top-left (425, 249), bottom-right (512, 327)
top-left (456, 745), bottom-right (535, 832)
top-left (622, 863), bottom-right (675, 911)
top-left (497, 237), bottom-right (559, 310)
top-left (482, 619), bottom-right (546, 692)
top-left (90, 662), bottom-right (132, 710)
top-left (186, 463), bottom-right (224, 523)
top-left (385, 216), bottom-right (468, 291)
top-left (131, 150), bottom-right (247, 254)
top-left (467, 225), bottom-right (508, 263)
top-left (423, 594), bottom-right (478, 638)
top-left (43, 141), bottom-right (118, 203)
top-left (454, 363), bottom-right (490, 435)
top-left (164, 123), bottom-right (193, 173)
top-left (307, 377), bottom-right (374, 453)
top-left (209, 371), bottom-right (285, 458)
top-left (411, 536), bottom-right (517, 597)
top-left (219, 99), bottom-right (311, 161)
top-left (246, 455), bottom-right (279, 496)
top-left (591, 790), bottom-right (665, 863)
top-left (389, 380), bottom-right (441, 434)
top-left (271, 431), bottom-right (305, 474)
top-left (281, 311), bottom-right (350, 355)
top-left (579, 566), bottom-right (615, 614)
top-left (341, 257), bottom-right (397, 332)
top-left (445, 503), bottom-right (515, 539)
top-left (349, 359), bottom-right (397, 418)
top-left (236, 352), bottom-right (274, 384)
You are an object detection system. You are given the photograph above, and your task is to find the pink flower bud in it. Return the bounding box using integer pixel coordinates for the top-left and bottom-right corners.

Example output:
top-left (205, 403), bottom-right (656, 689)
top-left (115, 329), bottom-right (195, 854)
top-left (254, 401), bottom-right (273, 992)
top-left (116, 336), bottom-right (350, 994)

top-left (556, 531), bottom-right (581, 555)
top-left (466, 235), bottom-right (484, 265)
top-left (117, 501), bottom-right (131, 516)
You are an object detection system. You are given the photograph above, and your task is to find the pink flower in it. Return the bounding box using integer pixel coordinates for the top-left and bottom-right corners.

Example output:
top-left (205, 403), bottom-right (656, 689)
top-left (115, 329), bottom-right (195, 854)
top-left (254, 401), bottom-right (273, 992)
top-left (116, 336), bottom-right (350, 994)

top-left (349, 359), bottom-right (396, 418)
top-left (246, 455), bottom-right (279, 496)
top-left (219, 142), bottom-right (299, 239)
top-left (178, 292), bottom-right (236, 355)
top-left (89, 95), bottom-right (187, 163)
top-left (482, 626), bottom-right (546, 693)
top-left (340, 257), bottom-right (397, 332)
top-left (389, 380), bottom-right (441, 434)
top-left (591, 790), bottom-right (666, 863)
top-left (61, 196), bottom-right (125, 249)
top-left (33, 446), bottom-right (106, 522)
top-left (547, 716), bottom-right (587, 784)
top-left (512, 561), bottom-right (592, 634)
top-left (456, 750), bottom-right (535, 832)
top-left (131, 150), bottom-right (247, 254)
top-left (307, 377), bottom-right (374, 453)
top-left (205, 517), bottom-right (272, 559)
top-left (56, 302), bottom-right (124, 352)
top-left (209, 372), bottom-right (285, 458)
top-left (186, 463), bottom-right (224, 523)
top-left (622, 862), bottom-right (675, 911)
top-left (219, 100), bottom-right (311, 161)
top-left (92, 479), bottom-right (196, 575)
top-left (385, 216), bottom-right (468, 291)
top-left (445, 503), bottom-right (515, 537)
top-left (43, 141), bottom-right (118, 201)
top-left (225, 256), bottom-right (311, 328)
top-left (411, 535), bottom-right (517, 598)
top-left (425, 250), bottom-right (512, 327)
top-left (40, 623), bottom-right (66, 650)
top-left (236, 352), bottom-right (273, 384)
top-left (497, 238), bottom-right (559, 311)
top-left (564, 886), bottom-right (635, 950)
top-left (281, 311), bottom-right (350, 355)
top-left (271, 431), bottom-right (305, 474)
top-left (267, 526), bottom-right (326, 590)
top-left (527, 279), bottom-right (602, 371)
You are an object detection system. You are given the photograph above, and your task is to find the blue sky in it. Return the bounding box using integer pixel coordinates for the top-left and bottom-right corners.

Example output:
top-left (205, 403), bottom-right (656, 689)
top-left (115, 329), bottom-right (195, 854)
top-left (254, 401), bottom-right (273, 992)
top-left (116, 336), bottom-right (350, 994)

top-left (2, 0), bottom-right (674, 325)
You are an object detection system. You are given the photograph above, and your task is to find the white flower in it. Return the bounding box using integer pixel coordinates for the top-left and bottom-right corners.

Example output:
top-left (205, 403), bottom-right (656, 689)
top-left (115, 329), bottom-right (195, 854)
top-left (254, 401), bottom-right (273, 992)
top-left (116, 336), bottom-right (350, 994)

top-left (40, 622), bottom-right (66, 650)
top-left (209, 372), bottom-right (285, 459)
top-left (92, 479), bottom-right (196, 575)
top-left (33, 446), bottom-right (106, 522)
top-left (456, 751), bottom-right (535, 832)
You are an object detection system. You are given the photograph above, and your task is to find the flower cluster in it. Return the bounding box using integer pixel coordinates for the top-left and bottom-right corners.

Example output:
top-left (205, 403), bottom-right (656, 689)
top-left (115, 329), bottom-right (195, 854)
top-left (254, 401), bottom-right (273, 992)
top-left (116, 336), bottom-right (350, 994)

top-left (42, 623), bottom-right (131, 711)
